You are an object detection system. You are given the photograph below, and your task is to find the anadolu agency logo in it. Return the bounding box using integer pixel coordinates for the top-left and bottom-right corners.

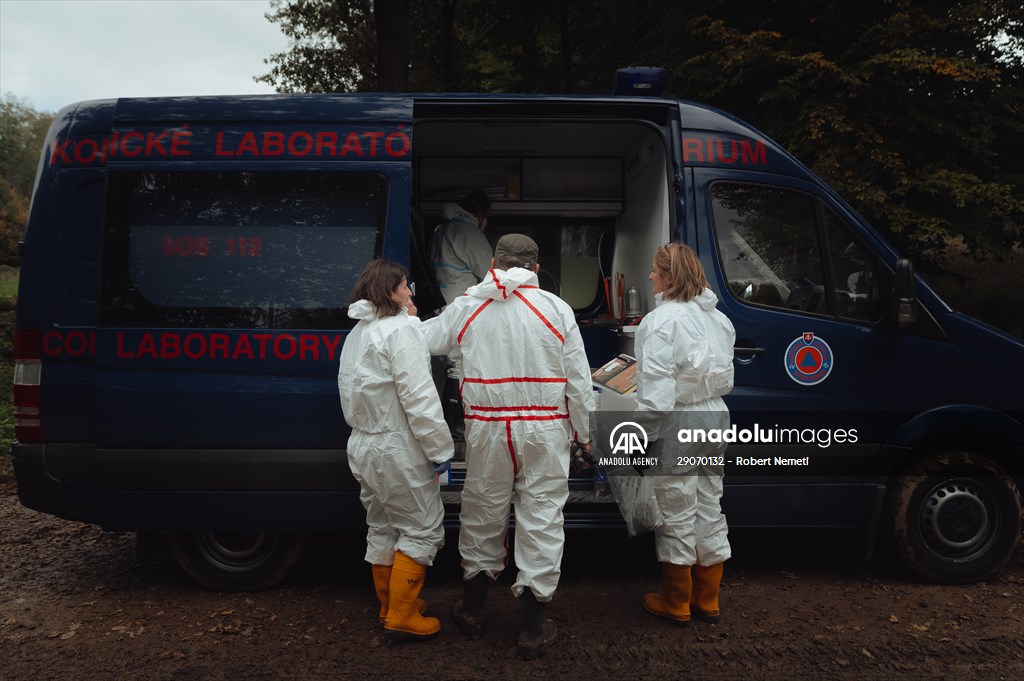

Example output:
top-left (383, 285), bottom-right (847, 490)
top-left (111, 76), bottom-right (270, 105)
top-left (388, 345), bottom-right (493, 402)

top-left (609, 422), bottom-right (648, 455)
top-left (602, 422), bottom-right (660, 468)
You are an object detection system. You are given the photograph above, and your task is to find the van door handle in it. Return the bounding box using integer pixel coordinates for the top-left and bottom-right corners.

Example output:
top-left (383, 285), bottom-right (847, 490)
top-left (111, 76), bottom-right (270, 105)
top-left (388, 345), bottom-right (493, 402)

top-left (734, 346), bottom-right (766, 356)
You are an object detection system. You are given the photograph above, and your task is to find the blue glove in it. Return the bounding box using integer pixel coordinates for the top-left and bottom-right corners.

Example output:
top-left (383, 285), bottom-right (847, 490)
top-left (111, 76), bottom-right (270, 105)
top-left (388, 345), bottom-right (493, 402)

top-left (430, 459), bottom-right (451, 475)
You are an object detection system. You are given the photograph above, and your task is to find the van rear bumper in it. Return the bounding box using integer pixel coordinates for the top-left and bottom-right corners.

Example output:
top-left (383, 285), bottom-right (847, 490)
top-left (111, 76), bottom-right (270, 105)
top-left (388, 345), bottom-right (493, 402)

top-left (11, 443), bottom-right (365, 532)
top-left (11, 443), bottom-right (93, 521)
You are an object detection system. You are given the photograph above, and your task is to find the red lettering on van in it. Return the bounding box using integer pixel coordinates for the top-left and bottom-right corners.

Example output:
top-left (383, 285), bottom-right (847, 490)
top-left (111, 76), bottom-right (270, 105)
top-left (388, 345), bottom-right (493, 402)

top-left (183, 333), bottom-right (206, 359)
top-left (316, 132), bottom-right (339, 156)
top-left (209, 333), bottom-right (230, 359)
top-left (145, 131), bottom-right (170, 156)
top-left (215, 131), bottom-right (234, 157)
top-left (121, 132), bottom-right (144, 157)
top-left (108, 332), bottom-right (346, 362)
top-left (74, 139), bottom-right (99, 164)
top-left (741, 140), bottom-right (766, 164)
top-left (385, 128), bottom-right (411, 158)
top-left (262, 132), bottom-right (285, 156)
top-left (274, 335), bottom-right (298, 360)
top-left (253, 333), bottom-right (274, 360)
top-left (299, 334), bottom-right (320, 360)
top-left (287, 132), bottom-right (314, 156)
top-left (231, 334), bottom-right (254, 359)
top-left (170, 127), bottom-right (192, 156)
top-left (50, 140), bottom-right (73, 165)
top-left (362, 132), bottom-right (384, 156)
top-left (43, 330), bottom-right (97, 357)
top-left (682, 136), bottom-right (767, 166)
top-left (682, 138), bottom-right (704, 163)
top-left (116, 333), bottom-right (136, 358)
top-left (341, 132), bottom-right (364, 157)
top-left (65, 331), bottom-right (89, 357)
top-left (717, 139), bottom-right (738, 164)
top-left (43, 331), bottom-right (64, 356)
top-left (137, 333), bottom-right (159, 358)
top-left (322, 335), bottom-right (343, 360)
top-left (160, 333), bottom-right (181, 358)
top-left (236, 132), bottom-right (260, 156)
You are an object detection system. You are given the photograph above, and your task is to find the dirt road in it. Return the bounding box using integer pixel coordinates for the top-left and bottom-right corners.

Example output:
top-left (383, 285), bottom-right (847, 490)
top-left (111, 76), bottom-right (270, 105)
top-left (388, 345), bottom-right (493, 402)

top-left (1, 470), bottom-right (1021, 680)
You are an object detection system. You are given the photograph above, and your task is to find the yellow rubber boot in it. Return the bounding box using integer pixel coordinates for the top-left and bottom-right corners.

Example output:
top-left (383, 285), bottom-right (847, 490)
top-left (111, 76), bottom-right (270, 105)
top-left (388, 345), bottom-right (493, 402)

top-left (691, 562), bottom-right (723, 623)
top-left (371, 564), bottom-right (426, 624)
top-left (643, 563), bottom-right (692, 626)
top-left (384, 552), bottom-right (441, 640)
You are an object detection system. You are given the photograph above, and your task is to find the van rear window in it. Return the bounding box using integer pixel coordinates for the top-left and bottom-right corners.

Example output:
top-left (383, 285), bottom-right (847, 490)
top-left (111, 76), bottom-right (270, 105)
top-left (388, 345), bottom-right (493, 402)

top-left (100, 172), bottom-right (387, 329)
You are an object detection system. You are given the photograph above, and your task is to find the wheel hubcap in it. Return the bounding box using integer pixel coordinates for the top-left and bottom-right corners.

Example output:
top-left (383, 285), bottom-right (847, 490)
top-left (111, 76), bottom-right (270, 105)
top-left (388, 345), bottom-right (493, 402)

top-left (918, 479), bottom-right (994, 558)
top-left (196, 532), bottom-right (279, 573)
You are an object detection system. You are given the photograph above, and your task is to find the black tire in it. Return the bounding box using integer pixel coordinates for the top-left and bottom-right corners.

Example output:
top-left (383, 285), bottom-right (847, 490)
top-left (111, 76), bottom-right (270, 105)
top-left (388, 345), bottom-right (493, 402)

top-left (886, 452), bottom-right (1023, 583)
top-left (170, 531), bottom-right (305, 591)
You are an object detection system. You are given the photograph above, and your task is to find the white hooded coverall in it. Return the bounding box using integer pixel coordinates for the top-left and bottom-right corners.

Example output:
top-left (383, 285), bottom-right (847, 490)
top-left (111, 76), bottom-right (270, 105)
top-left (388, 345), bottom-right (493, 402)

top-left (633, 289), bottom-right (735, 567)
top-left (338, 300), bottom-right (454, 566)
top-left (431, 203), bottom-right (493, 305)
top-left (418, 268), bottom-right (595, 601)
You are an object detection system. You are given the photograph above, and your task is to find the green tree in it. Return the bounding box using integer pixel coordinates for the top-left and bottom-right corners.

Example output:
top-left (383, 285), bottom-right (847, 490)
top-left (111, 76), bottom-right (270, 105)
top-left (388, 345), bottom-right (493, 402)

top-left (259, 0), bottom-right (1023, 261)
top-left (641, 0), bottom-right (1024, 261)
top-left (0, 94), bottom-right (52, 266)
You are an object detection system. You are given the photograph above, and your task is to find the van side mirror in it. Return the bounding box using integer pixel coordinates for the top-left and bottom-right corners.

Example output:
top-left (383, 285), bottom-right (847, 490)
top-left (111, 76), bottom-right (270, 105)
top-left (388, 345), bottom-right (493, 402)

top-left (895, 258), bottom-right (916, 328)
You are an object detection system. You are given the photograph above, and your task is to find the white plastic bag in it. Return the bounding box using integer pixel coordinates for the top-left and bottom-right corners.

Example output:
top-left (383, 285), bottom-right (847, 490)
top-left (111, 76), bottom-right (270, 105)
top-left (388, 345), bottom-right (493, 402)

top-left (607, 471), bottom-right (664, 538)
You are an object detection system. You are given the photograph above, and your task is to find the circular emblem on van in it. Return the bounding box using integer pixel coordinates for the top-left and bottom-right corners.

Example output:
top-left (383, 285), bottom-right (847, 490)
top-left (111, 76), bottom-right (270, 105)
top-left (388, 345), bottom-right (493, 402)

top-left (784, 333), bottom-right (833, 386)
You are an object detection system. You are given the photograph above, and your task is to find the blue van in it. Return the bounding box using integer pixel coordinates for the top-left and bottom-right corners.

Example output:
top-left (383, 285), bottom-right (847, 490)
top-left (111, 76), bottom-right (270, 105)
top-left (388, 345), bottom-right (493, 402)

top-left (12, 75), bottom-right (1023, 589)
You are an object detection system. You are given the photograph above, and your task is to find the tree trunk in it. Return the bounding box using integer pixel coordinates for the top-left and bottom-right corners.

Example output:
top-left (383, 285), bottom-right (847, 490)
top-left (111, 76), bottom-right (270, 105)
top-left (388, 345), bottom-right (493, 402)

top-left (374, 0), bottom-right (410, 91)
top-left (441, 0), bottom-right (457, 90)
top-left (559, 0), bottom-right (573, 93)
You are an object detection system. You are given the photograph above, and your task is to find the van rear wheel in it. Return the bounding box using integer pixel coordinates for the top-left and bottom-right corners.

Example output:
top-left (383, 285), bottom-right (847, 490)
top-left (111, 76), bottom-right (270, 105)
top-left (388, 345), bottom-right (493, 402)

top-left (170, 531), bottom-right (305, 591)
top-left (886, 452), bottom-right (1022, 583)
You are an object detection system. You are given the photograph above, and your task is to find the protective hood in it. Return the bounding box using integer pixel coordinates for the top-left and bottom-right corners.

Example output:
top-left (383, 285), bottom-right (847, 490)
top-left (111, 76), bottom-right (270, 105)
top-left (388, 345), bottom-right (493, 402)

top-left (465, 268), bottom-right (538, 301)
top-left (348, 299), bottom-right (408, 321)
top-left (655, 288), bottom-right (720, 310)
top-left (695, 288), bottom-right (720, 311)
top-left (442, 203), bottom-right (477, 225)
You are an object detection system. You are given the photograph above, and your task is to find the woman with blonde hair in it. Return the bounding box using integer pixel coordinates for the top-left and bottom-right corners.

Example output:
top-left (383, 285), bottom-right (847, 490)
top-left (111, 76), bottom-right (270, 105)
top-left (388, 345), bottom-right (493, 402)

top-left (338, 259), bottom-right (453, 640)
top-left (633, 242), bottom-right (735, 626)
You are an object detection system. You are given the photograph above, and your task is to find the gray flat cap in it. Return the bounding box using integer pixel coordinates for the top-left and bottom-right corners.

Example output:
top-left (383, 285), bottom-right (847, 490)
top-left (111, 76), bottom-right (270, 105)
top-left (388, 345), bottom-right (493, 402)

top-left (494, 233), bottom-right (539, 267)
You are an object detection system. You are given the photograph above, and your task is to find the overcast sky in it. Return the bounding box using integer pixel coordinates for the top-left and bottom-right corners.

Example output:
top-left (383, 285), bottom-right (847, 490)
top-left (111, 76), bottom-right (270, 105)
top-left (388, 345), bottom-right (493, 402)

top-left (0, 0), bottom-right (289, 113)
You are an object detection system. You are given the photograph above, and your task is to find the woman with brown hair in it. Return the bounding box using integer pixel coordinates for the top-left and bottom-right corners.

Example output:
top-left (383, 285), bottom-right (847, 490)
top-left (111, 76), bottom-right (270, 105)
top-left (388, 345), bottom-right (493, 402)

top-left (338, 259), bottom-right (453, 640)
top-left (633, 242), bottom-right (736, 626)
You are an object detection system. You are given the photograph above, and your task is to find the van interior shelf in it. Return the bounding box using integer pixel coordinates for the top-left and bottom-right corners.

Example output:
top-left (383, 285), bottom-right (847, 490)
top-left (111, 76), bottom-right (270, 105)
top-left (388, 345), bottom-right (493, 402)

top-left (419, 199), bottom-right (623, 217)
top-left (418, 156), bottom-right (624, 216)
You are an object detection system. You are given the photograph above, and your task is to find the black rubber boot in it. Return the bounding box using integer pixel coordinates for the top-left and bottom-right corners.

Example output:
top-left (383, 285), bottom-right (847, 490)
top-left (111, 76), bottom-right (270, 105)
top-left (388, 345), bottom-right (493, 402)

top-left (451, 573), bottom-right (489, 639)
top-left (517, 591), bottom-right (556, 660)
top-left (442, 377), bottom-right (465, 441)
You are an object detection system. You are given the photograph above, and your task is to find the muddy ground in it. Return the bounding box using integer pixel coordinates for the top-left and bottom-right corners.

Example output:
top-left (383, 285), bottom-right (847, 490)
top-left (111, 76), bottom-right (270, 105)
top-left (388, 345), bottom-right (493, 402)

top-left (1, 467), bottom-right (1021, 681)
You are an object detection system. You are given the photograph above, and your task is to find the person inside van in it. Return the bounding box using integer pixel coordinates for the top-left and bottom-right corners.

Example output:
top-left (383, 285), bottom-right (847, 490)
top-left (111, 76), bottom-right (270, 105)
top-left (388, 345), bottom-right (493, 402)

top-left (337, 259), bottom-right (454, 641)
top-left (634, 243), bottom-right (735, 626)
top-left (430, 189), bottom-right (494, 440)
top-left (431, 188), bottom-right (493, 305)
top-left (416, 234), bottom-right (595, 659)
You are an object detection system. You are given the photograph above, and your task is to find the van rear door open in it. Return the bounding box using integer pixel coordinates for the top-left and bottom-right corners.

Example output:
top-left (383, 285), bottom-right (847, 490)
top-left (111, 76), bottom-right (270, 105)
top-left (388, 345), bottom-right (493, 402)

top-left (92, 96), bottom-right (414, 531)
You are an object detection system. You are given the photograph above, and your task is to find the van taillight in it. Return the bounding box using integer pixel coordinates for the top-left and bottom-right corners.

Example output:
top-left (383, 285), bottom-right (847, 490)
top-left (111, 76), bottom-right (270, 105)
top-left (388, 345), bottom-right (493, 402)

top-left (13, 328), bottom-right (43, 442)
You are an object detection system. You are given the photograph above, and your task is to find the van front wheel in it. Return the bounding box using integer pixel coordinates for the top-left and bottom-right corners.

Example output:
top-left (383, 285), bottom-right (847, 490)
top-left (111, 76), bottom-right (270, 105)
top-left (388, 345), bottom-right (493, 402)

top-left (887, 452), bottom-right (1022, 583)
top-left (170, 531), bottom-right (305, 591)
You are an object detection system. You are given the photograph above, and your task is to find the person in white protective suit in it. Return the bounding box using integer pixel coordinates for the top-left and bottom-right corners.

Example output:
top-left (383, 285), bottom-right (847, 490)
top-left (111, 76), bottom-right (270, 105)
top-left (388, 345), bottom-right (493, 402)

top-left (417, 234), bottom-right (595, 660)
top-left (338, 259), bottom-right (454, 641)
top-left (430, 189), bottom-right (494, 440)
top-left (431, 189), bottom-right (493, 305)
top-left (634, 242), bottom-right (735, 626)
